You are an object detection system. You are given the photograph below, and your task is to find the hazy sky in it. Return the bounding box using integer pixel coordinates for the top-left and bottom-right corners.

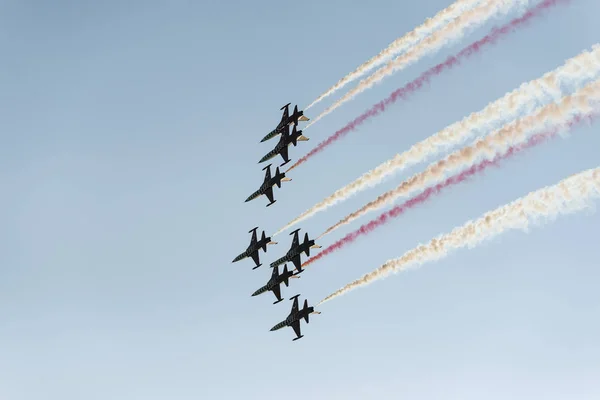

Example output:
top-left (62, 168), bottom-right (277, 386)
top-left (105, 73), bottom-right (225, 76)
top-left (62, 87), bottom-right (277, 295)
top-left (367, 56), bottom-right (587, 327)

top-left (2, 0), bottom-right (600, 399)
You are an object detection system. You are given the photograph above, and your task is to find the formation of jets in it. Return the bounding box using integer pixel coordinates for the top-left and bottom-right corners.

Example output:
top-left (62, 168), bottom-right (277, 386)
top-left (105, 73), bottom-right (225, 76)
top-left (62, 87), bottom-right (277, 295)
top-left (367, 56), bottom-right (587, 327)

top-left (234, 103), bottom-right (320, 341)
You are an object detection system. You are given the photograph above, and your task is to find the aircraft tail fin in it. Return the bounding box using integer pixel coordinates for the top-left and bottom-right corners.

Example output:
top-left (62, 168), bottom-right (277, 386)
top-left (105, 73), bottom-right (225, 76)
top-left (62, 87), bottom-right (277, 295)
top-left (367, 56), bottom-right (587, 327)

top-left (261, 231), bottom-right (267, 251)
top-left (303, 300), bottom-right (311, 323)
top-left (304, 233), bottom-right (311, 256)
top-left (282, 265), bottom-right (290, 287)
top-left (275, 167), bottom-right (282, 188)
top-left (291, 126), bottom-right (298, 146)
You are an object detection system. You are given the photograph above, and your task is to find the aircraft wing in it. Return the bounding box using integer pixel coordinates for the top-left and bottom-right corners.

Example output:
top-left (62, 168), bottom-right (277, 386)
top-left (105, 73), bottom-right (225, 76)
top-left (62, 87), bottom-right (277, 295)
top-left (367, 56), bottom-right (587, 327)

top-left (280, 104), bottom-right (289, 124)
top-left (264, 187), bottom-right (275, 204)
top-left (291, 296), bottom-right (299, 314)
top-left (250, 251), bottom-right (260, 266)
top-left (291, 319), bottom-right (302, 338)
top-left (290, 230), bottom-right (299, 249)
top-left (271, 284), bottom-right (282, 303)
top-left (250, 229), bottom-right (257, 245)
top-left (291, 253), bottom-right (302, 271)
top-left (279, 145), bottom-right (289, 164)
top-left (263, 167), bottom-right (272, 183)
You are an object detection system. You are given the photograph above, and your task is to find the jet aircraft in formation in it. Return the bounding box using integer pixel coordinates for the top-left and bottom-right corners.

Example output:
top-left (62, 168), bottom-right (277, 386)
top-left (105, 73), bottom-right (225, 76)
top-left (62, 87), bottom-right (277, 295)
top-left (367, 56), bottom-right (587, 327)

top-left (232, 227), bottom-right (277, 269)
top-left (260, 103), bottom-right (309, 143)
top-left (270, 295), bottom-right (320, 341)
top-left (252, 264), bottom-right (300, 304)
top-left (270, 228), bottom-right (321, 273)
top-left (244, 164), bottom-right (291, 207)
top-left (258, 125), bottom-right (309, 167)
top-left (237, 103), bottom-right (319, 341)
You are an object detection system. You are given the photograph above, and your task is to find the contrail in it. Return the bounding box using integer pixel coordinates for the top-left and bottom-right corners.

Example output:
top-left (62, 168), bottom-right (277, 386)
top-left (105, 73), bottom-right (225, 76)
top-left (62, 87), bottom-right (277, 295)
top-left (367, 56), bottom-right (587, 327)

top-left (302, 112), bottom-right (595, 268)
top-left (305, 0), bottom-right (560, 129)
top-left (286, 0), bottom-right (568, 173)
top-left (305, 0), bottom-right (483, 110)
top-left (318, 165), bottom-right (600, 306)
top-left (321, 78), bottom-right (600, 237)
top-left (274, 45), bottom-right (600, 236)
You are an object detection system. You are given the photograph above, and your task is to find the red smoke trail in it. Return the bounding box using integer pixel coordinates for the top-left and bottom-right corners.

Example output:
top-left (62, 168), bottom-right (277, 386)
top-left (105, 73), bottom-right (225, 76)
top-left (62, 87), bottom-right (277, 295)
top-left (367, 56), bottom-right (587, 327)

top-left (302, 112), bottom-right (594, 267)
top-left (287, 0), bottom-right (569, 173)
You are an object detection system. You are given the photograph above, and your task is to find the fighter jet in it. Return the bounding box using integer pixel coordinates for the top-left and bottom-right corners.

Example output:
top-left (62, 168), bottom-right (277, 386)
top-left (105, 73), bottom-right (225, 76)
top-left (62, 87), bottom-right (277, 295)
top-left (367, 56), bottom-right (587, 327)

top-left (232, 227), bottom-right (277, 269)
top-left (251, 264), bottom-right (300, 304)
top-left (270, 294), bottom-right (320, 341)
top-left (260, 103), bottom-right (310, 143)
top-left (244, 164), bottom-right (291, 207)
top-left (270, 229), bottom-right (321, 273)
top-left (258, 125), bottom-right (309, 167)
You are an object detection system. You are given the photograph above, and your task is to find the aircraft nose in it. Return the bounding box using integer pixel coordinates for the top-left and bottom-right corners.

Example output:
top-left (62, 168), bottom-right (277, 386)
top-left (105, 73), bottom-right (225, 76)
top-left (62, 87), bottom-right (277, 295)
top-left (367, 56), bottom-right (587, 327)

top-left (251, 290), bottom-right (260, 297)
top-left (269, 326), bottom-right (277, 331)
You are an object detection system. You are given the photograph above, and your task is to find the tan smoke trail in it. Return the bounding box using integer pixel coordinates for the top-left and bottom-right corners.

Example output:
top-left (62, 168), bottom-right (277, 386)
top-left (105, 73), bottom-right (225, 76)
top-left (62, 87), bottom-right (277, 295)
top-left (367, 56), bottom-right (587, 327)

top-left (306, 0), bottom-right (535, 129)
top-left (274, 45), bottom-right (600, 236)
top-left (321, 78), bottom-right (600, 237)
top-left (319, 166), bottom-right (600, 305)
top-left (305, 0), bottom-right (483, 110)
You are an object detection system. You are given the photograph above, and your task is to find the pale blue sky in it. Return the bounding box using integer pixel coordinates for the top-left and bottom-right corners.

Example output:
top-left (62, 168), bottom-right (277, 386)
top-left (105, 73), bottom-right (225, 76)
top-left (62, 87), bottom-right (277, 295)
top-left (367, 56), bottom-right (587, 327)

top-left (2, 1), bottom-right (600, 399)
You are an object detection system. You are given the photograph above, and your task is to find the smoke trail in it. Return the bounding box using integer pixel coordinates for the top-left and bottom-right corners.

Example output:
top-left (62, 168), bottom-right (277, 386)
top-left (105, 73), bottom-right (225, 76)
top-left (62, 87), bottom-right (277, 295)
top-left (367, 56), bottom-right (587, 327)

top-left (318, 166), bottom-right (600, 305)
top-left (274, 45), bottom-right (600, 236)
top-left (302, 112), bottom-right (595, 268)
top-left (306, 0), bottom-right (483, 110)
top-left (320, 79), bottom-right (600, 238)
top-left (286, 0), bottom-right (567, 173)
top-left (306, 0), bottom-right (555, 128)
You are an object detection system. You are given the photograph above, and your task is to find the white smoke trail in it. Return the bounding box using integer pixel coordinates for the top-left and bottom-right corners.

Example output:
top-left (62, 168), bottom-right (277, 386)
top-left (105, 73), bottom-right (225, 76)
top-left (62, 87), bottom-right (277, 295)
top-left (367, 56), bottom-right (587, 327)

top-left (319, 166), bottom-right (600, 305)
top-left (306, 0), bottom-right (483, 110)
top-left (306, 0), bottom-right (533, 129)
top-left (320, 78), bottom-right (600, 237)
top-left (273, 45), bottom-right (600, 236)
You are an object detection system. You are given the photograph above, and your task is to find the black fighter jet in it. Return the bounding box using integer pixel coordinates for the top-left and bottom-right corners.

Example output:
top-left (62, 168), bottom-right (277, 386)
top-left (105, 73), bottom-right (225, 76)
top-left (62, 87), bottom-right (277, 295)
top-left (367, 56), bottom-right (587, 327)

top-left (270, 229), bottom-right (321, 272)
top-left (251, 264), bottom-right (300, 304)
top-left (245, 164), bottom-right (291, 207)
top-left (258, 125), bottom-right (309, 167)
top-left (270, 294), bottom-right (320, 341)
top-left (260, 103), bottom-right (310, 143)
top-left (232, 227), bottom-right (277, 269)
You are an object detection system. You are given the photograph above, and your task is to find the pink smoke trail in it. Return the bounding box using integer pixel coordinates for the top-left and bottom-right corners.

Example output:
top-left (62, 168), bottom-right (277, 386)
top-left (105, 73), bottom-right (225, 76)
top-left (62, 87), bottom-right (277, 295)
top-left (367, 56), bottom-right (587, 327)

top-left (301, 112), bottom-right (594, 267)
top-left (286, 0), bottom-right (569, 173)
